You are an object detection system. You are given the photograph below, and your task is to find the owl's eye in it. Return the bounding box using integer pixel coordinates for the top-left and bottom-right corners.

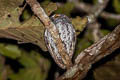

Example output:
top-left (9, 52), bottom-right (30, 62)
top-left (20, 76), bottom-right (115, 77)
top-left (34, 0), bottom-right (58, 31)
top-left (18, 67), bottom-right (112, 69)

top-left (44, 14), bottom-right (76, 69)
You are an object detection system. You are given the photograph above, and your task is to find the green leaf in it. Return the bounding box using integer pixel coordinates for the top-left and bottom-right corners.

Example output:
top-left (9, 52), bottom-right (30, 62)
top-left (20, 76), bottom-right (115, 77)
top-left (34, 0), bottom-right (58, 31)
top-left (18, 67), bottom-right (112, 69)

top-left (10, 67), bottom-right (46, 80)
top-left (18, 52), bottom-right (37, 68)
top-left (0, 2), bottom-right (57, 51)
top-left (55, 2), bottom-right (75, 16)
top-left (0, 0), bottom-right (24, 17)
top-left (9, 51), bottom-right (51, 80)
top-left (0, 44), bottom-right (21, 59)
top-left (113, 0), bottom-right (120, 13)
top-left (72, 17), bottom-right (87, 35)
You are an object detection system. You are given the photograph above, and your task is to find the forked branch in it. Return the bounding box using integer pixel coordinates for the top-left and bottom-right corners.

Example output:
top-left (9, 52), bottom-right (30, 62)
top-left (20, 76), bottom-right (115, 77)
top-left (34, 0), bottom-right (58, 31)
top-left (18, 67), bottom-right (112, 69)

top-left (26, 0), bottom-right (120, 80)
top-left (57, 25), bottom-right (120, 80)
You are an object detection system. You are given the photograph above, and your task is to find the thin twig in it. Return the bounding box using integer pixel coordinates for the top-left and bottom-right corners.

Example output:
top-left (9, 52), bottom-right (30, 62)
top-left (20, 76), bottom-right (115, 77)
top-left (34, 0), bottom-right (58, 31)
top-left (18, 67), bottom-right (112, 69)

top-left (68, 0), bottom-right (109, 23)
top-left (57, 25), bottom-right (120, 80)
top-left (26, 0), bottom-right (72, 69)
top-left (88, 22), bottom-right (103, 42)
top-left (101, 12), bottom-right (120, 20)
top-left (86, 0), bottom-right (109, 23)
top-left (26, 0), bottom-right (120, 80)
top-left (72, 2), bottom-right (120, 20)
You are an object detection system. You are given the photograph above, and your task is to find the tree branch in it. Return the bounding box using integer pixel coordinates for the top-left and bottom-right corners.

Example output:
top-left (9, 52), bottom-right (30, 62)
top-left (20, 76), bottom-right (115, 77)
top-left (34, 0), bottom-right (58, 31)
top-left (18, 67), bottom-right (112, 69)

top-left (73, 2), bottom-right (120, 20)
top-left (56, 25), bottom-right (120, 80)
top-left (68, 0), bottom-right (109, 23)
top-left (26, 0), bottom-right (72, 69)
top-left (87, 22), bottom-right (103, 42)
top-left (101, 12), bottom-right (120, 20)
top-left (86, 0), bottom-right (109, 23)
top-left (26, 0), bottom-right (120, 79)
